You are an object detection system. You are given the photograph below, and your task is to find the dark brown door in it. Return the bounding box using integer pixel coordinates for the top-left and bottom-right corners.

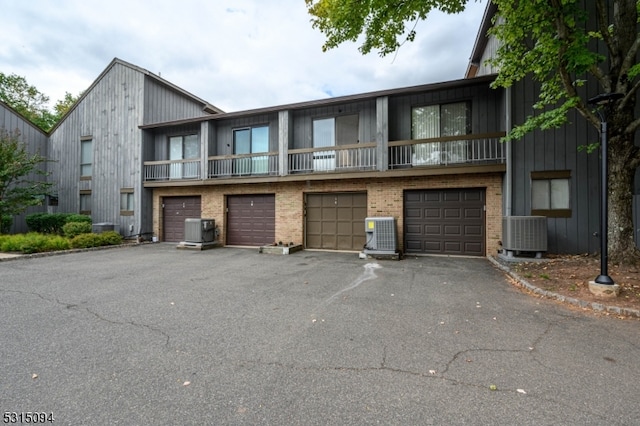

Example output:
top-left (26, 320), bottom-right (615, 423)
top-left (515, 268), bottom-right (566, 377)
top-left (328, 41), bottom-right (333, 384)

top-left (226, 194), bottom-right (275, 246)
top-left (306, 192), bottom-right (367, 250)
top-left (163, 196), bottom-right (201, 242)
top-left (404, 188), bottom-right (485, 256)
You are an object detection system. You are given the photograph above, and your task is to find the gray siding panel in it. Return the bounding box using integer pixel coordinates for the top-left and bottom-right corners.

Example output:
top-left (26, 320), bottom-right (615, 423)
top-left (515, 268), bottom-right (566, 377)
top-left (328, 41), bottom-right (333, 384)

top-left (143, 79), bottom-right (210, 124)
top-left (50, 61), bottom-right (209, 239)
top-left (0, 102), bottom-right (49, 233)
top-left (510, 79), bottom-right (601, 254)
top-left (291, 100), bottom-right (376, 149)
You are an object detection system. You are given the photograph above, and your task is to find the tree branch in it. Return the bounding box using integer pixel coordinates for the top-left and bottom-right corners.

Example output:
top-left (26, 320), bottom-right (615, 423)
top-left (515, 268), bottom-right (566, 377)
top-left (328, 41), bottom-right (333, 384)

top-left (595, 0), bottom-right (616, 56)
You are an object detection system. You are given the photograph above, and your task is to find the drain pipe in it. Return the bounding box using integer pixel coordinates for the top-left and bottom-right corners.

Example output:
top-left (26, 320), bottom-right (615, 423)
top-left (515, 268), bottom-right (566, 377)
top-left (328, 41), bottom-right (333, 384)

top-left (504, 86), bottom-right (512, 217)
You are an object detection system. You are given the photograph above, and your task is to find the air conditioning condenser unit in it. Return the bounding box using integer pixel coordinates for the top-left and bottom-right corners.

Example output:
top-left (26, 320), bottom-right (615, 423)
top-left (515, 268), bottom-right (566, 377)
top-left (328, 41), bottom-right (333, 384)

top-left (502, 216), bottom-right (547, 258)
top-left (363, 217), bottom-right (397, 256)
top-left (184, 218), bottom-right (215, 244)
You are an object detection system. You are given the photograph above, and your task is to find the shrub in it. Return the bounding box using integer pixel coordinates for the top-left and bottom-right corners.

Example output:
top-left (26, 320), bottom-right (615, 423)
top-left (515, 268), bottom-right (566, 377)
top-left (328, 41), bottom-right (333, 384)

top-left (0, 233), bottom-right (70, 254)
top-left (99, 231), bottom-right (123, 246)
top-left (1, 215), bottom-right (12, 234)
top-left (63, 221), bottom-right (93, 238)
top-left (70, 233), bottom-right (103, 249)
top-left (65, 214), bottom-right (92, 224)
top-left (26, 213), bottom-right (92, 234)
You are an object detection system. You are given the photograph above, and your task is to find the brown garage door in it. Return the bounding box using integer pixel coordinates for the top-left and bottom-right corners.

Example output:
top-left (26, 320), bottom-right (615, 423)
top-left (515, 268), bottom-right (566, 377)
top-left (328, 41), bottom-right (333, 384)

top-left (404, 188), bottom-right (485, 256)
top-left (163, 196), bottom-right (201, 242)
top-left (227, 194), bottom-right (275, 246)
top-left (306, 192), bottom-right (367, 251)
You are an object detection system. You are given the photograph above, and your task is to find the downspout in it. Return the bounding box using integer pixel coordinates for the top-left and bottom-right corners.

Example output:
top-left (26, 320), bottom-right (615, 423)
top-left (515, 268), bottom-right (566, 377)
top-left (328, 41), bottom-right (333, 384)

top-left (504, 86), bottom-right (512, 217)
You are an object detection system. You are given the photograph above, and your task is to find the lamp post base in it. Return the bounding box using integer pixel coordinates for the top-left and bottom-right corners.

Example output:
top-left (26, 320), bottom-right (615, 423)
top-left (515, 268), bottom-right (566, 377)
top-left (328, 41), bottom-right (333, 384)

top-left (594, 274), bottom-right (615, 285)
top-left (588, 280), bottom-right (620, 298)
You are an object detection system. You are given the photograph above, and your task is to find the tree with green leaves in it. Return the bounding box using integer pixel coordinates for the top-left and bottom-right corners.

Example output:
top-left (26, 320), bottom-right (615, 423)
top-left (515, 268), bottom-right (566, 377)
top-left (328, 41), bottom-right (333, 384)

top-left (0, 72), bottom-right (80, 132)
top-left (0, 129), bottom-right (53, 233)
top-left (306, 0), bottom-right (640, 265)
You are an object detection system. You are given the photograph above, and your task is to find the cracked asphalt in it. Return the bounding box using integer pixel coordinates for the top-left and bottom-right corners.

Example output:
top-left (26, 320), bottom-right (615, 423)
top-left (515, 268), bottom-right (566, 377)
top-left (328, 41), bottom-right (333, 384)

top-left (1, 244), bottom-right (639, 425)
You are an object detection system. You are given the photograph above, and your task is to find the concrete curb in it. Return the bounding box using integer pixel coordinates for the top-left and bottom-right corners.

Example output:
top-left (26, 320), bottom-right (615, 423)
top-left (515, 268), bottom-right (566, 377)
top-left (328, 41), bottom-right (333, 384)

top-left (488, 255), bottom-right (640, 319)
top-left (0, 242), bottom-right (146, 262)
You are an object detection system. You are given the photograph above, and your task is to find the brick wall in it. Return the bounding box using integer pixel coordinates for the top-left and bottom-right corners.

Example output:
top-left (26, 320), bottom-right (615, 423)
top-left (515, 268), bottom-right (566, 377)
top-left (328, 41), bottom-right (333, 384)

top-left (152, 172), bottom-right (503, 255)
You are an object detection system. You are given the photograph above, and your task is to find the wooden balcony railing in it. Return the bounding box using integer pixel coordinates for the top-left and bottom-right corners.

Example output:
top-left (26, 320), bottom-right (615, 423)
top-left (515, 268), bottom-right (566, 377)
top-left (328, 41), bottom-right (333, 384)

top-left (388, 132), bottom-right (506, 169)
top-left (143, 133), bottom-right (506, 183)
top-left (208, 152), bottom-right (279, 178)
top-left (288, 143), bottom-right (377, 173)
top-left (144, 159), bottom-right (201, 181)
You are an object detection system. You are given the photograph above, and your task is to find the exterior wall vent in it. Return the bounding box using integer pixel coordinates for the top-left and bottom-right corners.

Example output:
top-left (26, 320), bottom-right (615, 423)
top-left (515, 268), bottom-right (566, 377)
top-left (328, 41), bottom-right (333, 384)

top-left (502, 216), bottom-right (547, 258)
top-left (364, 217), bottom-right (397, 255)
top-left (184, 218), bottom-right (215, 243)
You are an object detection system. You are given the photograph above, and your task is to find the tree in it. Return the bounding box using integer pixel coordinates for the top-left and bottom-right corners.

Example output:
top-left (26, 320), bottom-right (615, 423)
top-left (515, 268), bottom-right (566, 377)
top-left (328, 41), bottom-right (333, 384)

top-left (53, 91), bottom-right (81, 122)
top-left (306, 0), bottom-right (640, 265)
top-left (0, 129), bottom-right (53, 232)
top-left (0, 72), bottom-right (80, 132)
top-left (0, 72), bottom-right (57, 131)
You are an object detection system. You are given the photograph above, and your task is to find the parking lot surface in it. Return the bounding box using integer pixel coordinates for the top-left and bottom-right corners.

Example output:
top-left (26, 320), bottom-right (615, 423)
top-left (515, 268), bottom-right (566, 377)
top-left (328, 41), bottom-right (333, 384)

top-left (1, 244), bottom-right (639, 425)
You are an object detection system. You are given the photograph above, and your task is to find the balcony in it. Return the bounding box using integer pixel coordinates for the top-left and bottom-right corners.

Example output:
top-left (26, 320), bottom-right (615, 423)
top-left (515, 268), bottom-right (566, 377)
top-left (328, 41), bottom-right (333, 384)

top-left (388, 133), bottom-right (506, 169)
top-left (288, 143), bottom-right (377, 173)
top-left (143, 133), bottom-right (505, 184)
top-left (208, 152), bottom-right (279, 178)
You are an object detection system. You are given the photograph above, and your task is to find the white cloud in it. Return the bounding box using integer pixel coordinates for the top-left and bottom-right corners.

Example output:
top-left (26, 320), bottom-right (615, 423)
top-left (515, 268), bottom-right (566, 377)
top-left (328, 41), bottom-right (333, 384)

top-left (0, 0), bottom-right (487, 112)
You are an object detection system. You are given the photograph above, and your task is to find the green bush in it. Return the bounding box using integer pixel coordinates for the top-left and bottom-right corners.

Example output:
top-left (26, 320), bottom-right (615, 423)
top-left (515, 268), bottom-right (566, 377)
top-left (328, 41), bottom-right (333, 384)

top-left (1, 215), bottom-right (12, 234)
top-left (70, 233), bottom-right (103, 249)
top-left (65, 214), bottom-right (92, 224)
top-left (26, 213), bottom-right (91, 234)
top-left (0, 233), bottom-right (70, 254)
top-left (99, 231), bottom-right (123, 246)
top-left (63, 221), bottom-right (93, 238)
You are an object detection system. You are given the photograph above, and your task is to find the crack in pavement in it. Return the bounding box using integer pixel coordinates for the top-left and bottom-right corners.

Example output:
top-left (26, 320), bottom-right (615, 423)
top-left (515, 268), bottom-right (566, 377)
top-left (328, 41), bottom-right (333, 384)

top-left (0, 286), bottom-right (171, 347)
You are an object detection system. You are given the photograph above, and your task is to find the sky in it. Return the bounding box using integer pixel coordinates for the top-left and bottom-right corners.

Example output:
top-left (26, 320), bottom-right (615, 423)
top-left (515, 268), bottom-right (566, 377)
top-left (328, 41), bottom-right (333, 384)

top-left (0, 0), bottom-right (488, 113)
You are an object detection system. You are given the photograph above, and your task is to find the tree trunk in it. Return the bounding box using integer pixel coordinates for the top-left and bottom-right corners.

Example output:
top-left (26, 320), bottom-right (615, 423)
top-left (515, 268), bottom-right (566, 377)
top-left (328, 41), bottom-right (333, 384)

top-left (607, 130), bottom-right (640, 266)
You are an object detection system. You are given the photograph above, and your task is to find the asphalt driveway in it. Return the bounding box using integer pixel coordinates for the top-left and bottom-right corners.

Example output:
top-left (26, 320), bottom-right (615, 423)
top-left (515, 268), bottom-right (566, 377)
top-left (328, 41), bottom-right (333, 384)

top-left (1, 244), bottom-right (639, 425)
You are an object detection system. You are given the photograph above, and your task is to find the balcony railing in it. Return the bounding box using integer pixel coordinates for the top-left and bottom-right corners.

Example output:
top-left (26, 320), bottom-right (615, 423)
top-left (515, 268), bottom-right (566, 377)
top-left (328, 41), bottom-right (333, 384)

top-left (288, 143), bottom-right (377, 173)
top-left (144, 159), bottom-right (201, 181)
top-left (208, 152), bottom-right (279, 178)
top-left (388, 132), bottom-right (505, 169)
top-left (143, 134), bottom-right (506, 183)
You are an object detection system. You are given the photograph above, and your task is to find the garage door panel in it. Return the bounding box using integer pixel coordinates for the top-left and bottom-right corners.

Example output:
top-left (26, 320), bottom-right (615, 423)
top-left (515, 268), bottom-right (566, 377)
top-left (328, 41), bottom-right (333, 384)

top-left (425, 208), bottom-right (441, 218)
top-left (227, 194), bottom-right (275, 246)
top-left (306, 192), bottom-right (367, 251)
top-left (405, 188), bottom-right (485, 256)
top-left (444, 208), bottom-right (461, 219)
top-left (163, 196), bottom-right (201, 242)
top-left (444, 225), bottom-right (461, 236)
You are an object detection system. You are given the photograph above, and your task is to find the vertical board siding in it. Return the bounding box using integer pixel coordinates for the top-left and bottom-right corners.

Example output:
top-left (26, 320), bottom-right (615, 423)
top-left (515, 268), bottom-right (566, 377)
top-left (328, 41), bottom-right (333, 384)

top-left (214, 113), bottom-right (279, 156)
top-left (0, 101), bottom-right (49, 233)
top-left (510, 79), bottom-right (601, 254)
top-left (49, 61), bottom-right (210, 238)
top-left (388, 82), bottom-right (501, 141)
top-left (143, 79), bottom-right (211, 124)
top-left (291, 100), bottom-right (376, 149)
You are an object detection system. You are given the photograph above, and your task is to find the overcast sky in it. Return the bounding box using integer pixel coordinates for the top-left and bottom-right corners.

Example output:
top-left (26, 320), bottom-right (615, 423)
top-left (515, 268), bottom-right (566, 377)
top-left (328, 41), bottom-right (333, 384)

top-left (0, 0), bottom-right (487, 113)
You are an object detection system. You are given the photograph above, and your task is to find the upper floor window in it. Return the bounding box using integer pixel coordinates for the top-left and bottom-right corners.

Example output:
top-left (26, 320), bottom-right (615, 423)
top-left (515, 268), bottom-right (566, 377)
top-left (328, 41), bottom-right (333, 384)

top-left (233, 125), bottom-right (269, 174)
top-left (312, 114), bottom-right (359, 171)
top-left (169, 134), bottom-right (199, 179)
top-left (531, 170), bottom-right (571, 218)
top-left (80, 138), bottom-right (92, 178)
top-left (411, 102), bottom-right (471, 165)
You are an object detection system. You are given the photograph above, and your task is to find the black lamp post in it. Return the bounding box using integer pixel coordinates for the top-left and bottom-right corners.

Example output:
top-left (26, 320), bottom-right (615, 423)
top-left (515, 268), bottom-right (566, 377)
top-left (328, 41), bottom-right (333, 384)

top-left (587, 92), bottom-right (623, 285)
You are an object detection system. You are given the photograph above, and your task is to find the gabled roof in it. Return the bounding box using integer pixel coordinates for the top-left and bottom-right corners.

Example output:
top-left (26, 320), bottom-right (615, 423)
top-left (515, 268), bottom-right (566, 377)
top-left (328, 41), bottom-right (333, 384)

top-left (49, 58), bottom-right (224, 133)
top-left (0, 98), bottom-right (49, 136)
top-left (465, 1), bottom-right (499, 78)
